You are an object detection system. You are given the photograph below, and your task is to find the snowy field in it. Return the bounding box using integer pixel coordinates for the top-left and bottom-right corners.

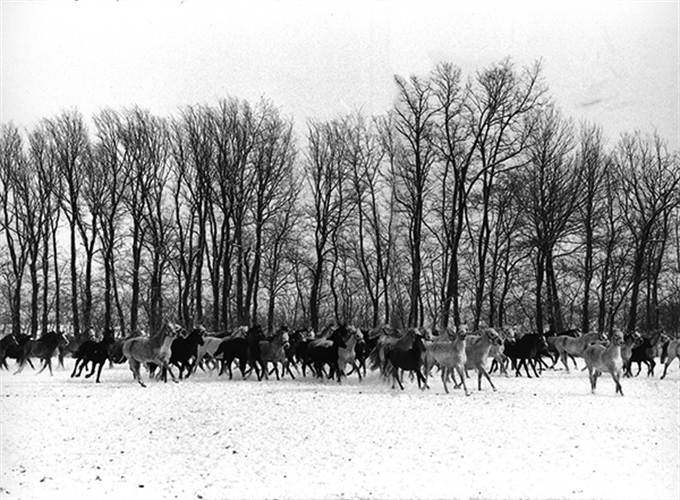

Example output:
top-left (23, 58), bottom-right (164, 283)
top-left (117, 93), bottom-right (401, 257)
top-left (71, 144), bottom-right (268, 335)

top-left (1, 358), bottom-right (679, 500)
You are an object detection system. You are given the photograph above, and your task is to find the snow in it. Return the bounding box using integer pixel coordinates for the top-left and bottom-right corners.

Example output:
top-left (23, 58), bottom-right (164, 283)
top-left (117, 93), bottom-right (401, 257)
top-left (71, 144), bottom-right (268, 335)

top-left (1, 360), bottom-right (679, 500)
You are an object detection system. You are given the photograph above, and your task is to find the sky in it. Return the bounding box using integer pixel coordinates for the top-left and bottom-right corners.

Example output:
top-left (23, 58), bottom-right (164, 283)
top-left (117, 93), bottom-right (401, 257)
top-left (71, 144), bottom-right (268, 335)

top-left (1, 0), bottom-right (678, 151)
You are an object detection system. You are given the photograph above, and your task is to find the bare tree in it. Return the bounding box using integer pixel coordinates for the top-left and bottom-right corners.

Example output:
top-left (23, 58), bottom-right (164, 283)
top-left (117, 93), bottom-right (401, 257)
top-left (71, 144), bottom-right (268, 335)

top-left (595, 163), bottom-right (631, 333)
top-left (92, 109), bottom-right (132, 333)
top-left (169, 105), bottom-right (213, 328)
top-left (44, 110), bottom-right (91, 337)
top-left (140, 118), bottom-right (173, 335)
top-left (25, 127), bottom-right (60, 337)
top-left (514, 105), bottom-right (579, 334)
top-left (246, 102), bottom-right (297, 325)
top-left (616, 132), bottom-right (680, 332)
top-left (0, 124), bottom-right (30, 336)
top-left (346, 112), bottom-right (390, 327)
top-left (468, 59), bottom-right (548, 330)
top-left (391, 74), bottom-right (438, 327)
top-left (260, 178), bottom-right (301, 332)
top-left (304, 119), bottom-right (350, 331)
top-left (209, 98), bottom-right (259, 328)
top-left (120, 107), bottom-right (163, 333)
top-left (575, 123), bottom-right (609, 332)
top-left (28, 125), bottom-right (62, 334)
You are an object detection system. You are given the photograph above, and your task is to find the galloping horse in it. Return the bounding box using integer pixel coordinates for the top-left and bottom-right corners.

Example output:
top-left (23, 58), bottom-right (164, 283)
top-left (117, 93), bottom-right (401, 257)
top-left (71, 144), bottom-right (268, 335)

top-left (121, 322), bottom-right (182, 387)
top-left (1, 333), bottom-right (33, 370)
top-left (70, 330), bottom-right (117, 383)
top-left (15, 331), bottom-right (69, 376)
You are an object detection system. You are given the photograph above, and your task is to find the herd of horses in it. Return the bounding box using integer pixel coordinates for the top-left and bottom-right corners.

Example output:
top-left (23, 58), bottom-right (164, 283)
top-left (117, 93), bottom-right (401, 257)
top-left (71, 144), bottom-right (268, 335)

top-left (1, 322), bottom-right (679, 396)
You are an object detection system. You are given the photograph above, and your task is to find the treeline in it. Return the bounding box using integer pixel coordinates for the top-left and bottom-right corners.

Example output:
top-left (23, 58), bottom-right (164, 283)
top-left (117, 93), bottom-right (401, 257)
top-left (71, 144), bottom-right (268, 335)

top-left (1, 58), bottom-right (679, 338)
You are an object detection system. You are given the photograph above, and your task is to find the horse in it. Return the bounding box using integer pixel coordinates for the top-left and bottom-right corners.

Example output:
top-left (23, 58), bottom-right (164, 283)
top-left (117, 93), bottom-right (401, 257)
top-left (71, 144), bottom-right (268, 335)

top-left (626, 330), bottom-right (667, 377)
top-left (259, 327), bottom-right (295, 380)
top-left (386, 328), bottom-right (428, 390)
top-left (213, 335), bottom-right (251, 379)
top-left (423, 325), bottom-right (470, 395)
top-left (552, 331), bottom-right (602, 372)
top-left (121, 322), bottom-right (182, 387)
top-left (583, 329), bottom-right (625, 395)
top-left (192, 326), bottom-right (246, 375)
top-left (284, 327), bottom-right (314, 375)
top-left (1, 333), bottom-right (33, 370)
top-left (367, 325), bottom-right (415, 379)
top-left (168, 328), bottom-right (205, 379)
top-left (337, 326), bottom-right (365, 381)
top-left (660, 338), bottom-right (680, 379)
top-left (464, 328), bottom-right (504, 391)
top-left (15, 331), bottom-right (69, 376)
top-left (306, 324), bottom-right (348, 383)
top-left (70, 330), bottom-right (117, 383)
top-left (500, 332), bottom-right (549, 378)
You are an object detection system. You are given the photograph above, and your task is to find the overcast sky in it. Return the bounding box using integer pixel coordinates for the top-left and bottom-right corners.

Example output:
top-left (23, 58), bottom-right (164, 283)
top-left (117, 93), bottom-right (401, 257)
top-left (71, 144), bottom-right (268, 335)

top-left (2, 0), bottom-right (678, 150)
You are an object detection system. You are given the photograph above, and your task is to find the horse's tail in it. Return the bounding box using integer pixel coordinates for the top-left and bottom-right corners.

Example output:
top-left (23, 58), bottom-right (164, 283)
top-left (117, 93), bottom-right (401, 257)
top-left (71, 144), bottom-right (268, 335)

top-left (660, 339), bottom-right (671, 364)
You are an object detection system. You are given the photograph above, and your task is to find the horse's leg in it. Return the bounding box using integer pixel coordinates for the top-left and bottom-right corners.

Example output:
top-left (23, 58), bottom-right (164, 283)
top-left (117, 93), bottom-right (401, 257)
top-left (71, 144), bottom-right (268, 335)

top-left (418, 369), bottom-right (428, 390)
top-left (592, 370), bottom-right (600, 392)
top-left (480, 367), bottom-right (496, 391)
top-left (660, 356), bottom-right (676, 379)
top-left (95, 361), bottom-right (105, 383)
top-left (351, 360), bottom-right (361, 381)
top-left (163, 363), bottom-right (178, 383)
top-left (13, 357), bottom-right (26, 375)
top-left (128, 358), bottom-right (146, 387)
top-left (559, 351), bottom-right (570, 373)
top-left (648, 359), bottom-right (655, 377)
top-left (612, 372), bottom-right (623, 396)
top-left (587, 367), bottom-right (596, 394)
top-left (456, 366), bottom-right (470, 396)
top-left (85, 361), bottom-right (97, 378)
top-left (531, 358), bottom-right (541, 378)
top-left (71, 359), bottom-right (81, 378)
top-left (284, 360), bottom-right (296, 380)
top-left (570, 355), bottom-right (579, 370)
top-left (394, 366), bottom-right (404, 390)
top-left (36, 357), bottom-right (50, 375)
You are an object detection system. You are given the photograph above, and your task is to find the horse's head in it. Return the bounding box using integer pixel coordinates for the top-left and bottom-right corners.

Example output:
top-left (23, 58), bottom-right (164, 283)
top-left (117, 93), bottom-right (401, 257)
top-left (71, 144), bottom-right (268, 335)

top-left (485, 328), bottom-right (503, 346)
top-left (500, 325), bottom-right (516, 340)
top-left (190, 328), bottom-right (205, 346)
top-left (1, 333), bottom-right (19, 350)
top-left (454, 324), bottom-right (469, 341)
top-left (610, 329), bottom-right (625, 346)
top-left (628, 331), bottom-right (643, 346)
top-left (329, 324), bottom-right (348, 348)
top-left (247, 324), bottom-right (264, 341)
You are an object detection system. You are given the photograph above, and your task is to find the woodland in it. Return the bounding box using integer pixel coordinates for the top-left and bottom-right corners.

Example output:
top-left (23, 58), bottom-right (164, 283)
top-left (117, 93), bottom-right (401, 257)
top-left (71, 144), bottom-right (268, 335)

top-left (1, 59), bottom-right (679, 338)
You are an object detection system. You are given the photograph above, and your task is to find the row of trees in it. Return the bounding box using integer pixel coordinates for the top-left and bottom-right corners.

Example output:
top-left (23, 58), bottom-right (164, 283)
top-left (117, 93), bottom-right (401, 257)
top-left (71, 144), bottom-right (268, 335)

top-left (2, 58), bottom-right (679, 339)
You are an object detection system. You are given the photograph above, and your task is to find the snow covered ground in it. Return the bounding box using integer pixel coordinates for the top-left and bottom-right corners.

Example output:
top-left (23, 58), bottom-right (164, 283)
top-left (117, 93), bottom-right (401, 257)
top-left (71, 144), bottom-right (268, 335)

top-left (1, 358), bottom-right (679, 500)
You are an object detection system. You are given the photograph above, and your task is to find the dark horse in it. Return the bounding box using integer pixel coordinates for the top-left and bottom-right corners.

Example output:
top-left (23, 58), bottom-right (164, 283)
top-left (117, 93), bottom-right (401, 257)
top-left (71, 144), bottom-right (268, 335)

top-left (386, 329), bottom-right (428, 390)
top-left (305, 324), bottom-right (348, 383)
top-left (168, 328), bottom-right (205, 379)
top-left (213, 335), bottom-right (251, 379)
top-left (16, 331), bottom-right (69, 375)
top-left (1, 333), bottom-right (33, 370)
top-left (70, 330), bottom-right (117, 383)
